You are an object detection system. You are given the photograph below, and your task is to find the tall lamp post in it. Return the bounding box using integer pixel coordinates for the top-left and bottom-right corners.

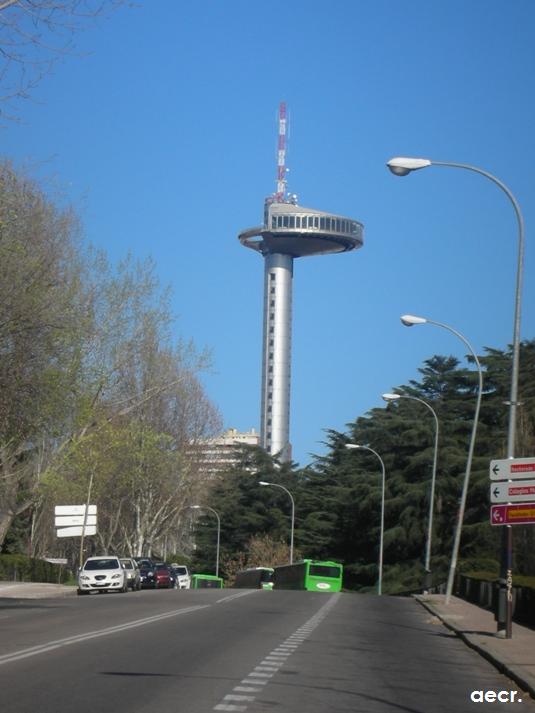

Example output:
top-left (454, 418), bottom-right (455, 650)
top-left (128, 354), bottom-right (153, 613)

top-left (400, 315), bottom-right (483, 606)
top-left (382, 392), bottom-right (439, 589)
top-left (259, 481), bottom-right (295, 564)
top-left (345, 443), bottom-right (386, 596)
top-left (189, 505), bottom-right (220, 578)
top-left (387, 157), bottom-right (525, 637)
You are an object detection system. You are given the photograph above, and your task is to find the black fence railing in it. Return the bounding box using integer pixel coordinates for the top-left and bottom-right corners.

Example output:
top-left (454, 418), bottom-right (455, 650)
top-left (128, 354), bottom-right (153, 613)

top-left (455, 574), bottom-right (535, 629)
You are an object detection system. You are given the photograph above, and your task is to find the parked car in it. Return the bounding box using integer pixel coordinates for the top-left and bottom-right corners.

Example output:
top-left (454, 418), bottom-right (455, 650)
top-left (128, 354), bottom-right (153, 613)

top-left (120, 558), bottom-right (141, 591)
top-left (170, 564), bottom-right (191, 589)
top-left (77, 556), bottom-right (128, 595)
top-left (134, 558), bottom-right (156, 589)
top-left (153, 562), bottom-right (172, 589)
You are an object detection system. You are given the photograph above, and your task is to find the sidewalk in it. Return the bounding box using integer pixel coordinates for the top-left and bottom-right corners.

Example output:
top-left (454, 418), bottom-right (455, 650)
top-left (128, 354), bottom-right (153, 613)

top-left (415, 594), bottom-right (535, 699)
top-left (0, 581), bottom-right (76, 599)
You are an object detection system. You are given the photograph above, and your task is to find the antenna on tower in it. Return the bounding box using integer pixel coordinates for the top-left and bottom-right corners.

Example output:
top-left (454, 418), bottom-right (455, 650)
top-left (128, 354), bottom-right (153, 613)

top-left (275, 101), bottom-right (287, 202)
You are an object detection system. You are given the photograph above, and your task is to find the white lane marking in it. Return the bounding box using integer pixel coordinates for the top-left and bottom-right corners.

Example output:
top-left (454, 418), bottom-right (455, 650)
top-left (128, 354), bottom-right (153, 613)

top-left (212, 593), bottom-right (340, 712)
top-left (255, 666), bottom-right (278, 672)
top-left (216, 591), bottom-right (258, 604)
top-left (0, 605), bottom-right (210, 666)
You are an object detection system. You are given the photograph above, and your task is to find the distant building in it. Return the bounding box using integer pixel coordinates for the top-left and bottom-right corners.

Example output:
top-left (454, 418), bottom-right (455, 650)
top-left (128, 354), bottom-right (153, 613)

top-left (192, 427), bottom-right (260, 478)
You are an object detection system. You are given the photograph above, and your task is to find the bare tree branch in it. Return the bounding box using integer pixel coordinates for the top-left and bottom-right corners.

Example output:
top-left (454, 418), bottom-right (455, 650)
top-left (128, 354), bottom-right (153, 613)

top-left (0, 0), bottom-right (131, 119)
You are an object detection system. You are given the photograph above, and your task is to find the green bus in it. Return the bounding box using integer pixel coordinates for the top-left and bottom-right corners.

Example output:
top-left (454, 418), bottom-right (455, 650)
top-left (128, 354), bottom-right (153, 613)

top-left (191, 574), bottom-right (224, 589)
top-left (273, 560), bottom-right (343, 592)
top-left (234, 567), bottom-right (274, 590)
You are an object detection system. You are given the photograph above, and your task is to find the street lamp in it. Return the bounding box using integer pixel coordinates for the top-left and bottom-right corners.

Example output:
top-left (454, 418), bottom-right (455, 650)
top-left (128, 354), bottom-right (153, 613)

top-left (189, 505), bottom-right (220, 578)
top-left (389, 158), bottom-right (524, 638)
top-left (259, 481), bottom-right (295, 564)
top-left (382, 392), bottom-right (439, 590)
top-left (345, 443), bottom-right (386, 596)
top-left (400, 315), bottom-right (483, 605)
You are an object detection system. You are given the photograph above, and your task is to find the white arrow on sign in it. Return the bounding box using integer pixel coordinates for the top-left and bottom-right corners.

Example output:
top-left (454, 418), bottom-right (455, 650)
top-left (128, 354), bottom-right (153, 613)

top-left (490, 457), bottom-right (535, 481)
top-left (56, 525), bottom-right (97, 538)
top-left (490, 479), bottom-right (535, 503)
top-left (54, 515), bottom-right (97, 527)
top-left (54, 505), bottom-right (97, 516)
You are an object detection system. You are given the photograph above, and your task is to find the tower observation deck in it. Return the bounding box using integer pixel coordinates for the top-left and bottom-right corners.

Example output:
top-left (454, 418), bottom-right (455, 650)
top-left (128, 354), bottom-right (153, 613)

top-left (238, 107), bottom-right (364, 462)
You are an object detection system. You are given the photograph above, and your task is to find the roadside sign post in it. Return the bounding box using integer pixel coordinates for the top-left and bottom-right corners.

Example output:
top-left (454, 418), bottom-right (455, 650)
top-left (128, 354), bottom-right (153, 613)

top-left (490, 479), bottom-right (535, 504)
top-left (489, 457), bottom-right (535, 639)
top-left (490, 457), bottom-right (535, 480)
top-left (491, 503), bottom-right (535, 526)
top-left (54, 505), bottom-right (98, 560)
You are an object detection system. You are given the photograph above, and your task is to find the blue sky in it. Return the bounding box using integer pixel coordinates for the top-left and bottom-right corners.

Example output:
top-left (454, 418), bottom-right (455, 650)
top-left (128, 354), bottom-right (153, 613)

top-left (4, 0), bottom-right (535, 466)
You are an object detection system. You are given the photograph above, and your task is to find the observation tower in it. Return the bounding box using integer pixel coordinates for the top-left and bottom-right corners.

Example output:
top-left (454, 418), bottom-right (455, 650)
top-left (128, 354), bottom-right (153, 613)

top-left (238, 103), bottom-right (364, 462)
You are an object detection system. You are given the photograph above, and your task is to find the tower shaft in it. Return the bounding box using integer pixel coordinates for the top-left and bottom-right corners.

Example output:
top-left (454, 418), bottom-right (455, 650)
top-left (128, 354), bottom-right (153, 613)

top-left (261, 253), bottom-right (293, 461)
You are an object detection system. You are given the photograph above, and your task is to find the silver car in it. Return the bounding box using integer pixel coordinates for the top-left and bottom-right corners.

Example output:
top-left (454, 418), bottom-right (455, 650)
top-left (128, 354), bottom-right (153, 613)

top-left (120, 558), bottom-right (141, 590)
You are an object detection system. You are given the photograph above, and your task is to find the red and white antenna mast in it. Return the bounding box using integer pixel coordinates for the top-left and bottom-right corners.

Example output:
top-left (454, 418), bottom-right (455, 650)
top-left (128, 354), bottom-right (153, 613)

top-left (275, 101), bottom-right (287, 202)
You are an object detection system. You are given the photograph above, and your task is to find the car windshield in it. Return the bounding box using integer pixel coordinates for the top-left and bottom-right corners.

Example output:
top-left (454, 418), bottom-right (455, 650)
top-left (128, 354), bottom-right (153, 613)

top-left (121, 560), bottom-right (133, 569)
top-left (155, 564), bottom-right (168, 571)
top-left (175, 567), bottom-right (187, 575)
top-left (84, 559), bottom-right (119, 570)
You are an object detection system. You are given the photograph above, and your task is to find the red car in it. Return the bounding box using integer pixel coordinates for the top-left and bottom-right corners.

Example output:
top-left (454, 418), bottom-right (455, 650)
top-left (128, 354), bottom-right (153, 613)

top-left (153, 563), bottom-right (172, 589)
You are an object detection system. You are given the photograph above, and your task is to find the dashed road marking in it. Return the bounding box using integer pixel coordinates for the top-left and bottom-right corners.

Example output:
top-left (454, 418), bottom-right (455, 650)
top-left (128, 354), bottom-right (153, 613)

top-left (212, 593), bottom-right (340, 712)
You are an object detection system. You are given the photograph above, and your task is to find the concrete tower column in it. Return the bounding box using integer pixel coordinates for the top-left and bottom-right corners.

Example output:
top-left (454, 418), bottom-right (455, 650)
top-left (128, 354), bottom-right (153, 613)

top-left (261, 253), bottom-right (293, 461)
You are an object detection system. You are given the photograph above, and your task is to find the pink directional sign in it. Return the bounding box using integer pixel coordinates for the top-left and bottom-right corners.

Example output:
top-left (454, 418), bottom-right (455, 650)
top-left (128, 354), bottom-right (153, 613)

top-left (490, 502), bottom-right (535, 526)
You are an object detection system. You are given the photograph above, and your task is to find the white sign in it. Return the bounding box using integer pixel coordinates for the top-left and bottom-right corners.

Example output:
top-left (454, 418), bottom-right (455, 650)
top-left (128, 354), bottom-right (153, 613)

top-left (56, 525), bottom-right (97, 538)
top-left (490, 457), bottom-right (535, 481)
top-left (54, 515), bottom-right (97, 527)
top-left (490, 479), bottom-right (535, 503)
top-left (54, 505), bottom-right (97, 516)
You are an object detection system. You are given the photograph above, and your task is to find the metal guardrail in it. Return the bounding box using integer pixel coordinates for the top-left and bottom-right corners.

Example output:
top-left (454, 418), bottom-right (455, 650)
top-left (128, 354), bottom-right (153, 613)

top-left (455, 574), bottom-right (535, 628)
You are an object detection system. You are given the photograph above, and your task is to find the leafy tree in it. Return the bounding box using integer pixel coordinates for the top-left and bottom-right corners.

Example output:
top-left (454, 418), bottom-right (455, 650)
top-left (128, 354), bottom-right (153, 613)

top-left (191, 447), bottom-right (300, 576)
top-left (0, 161), bottom-right (89, 547)
top-left (0, 162), bottom-right (221, 558)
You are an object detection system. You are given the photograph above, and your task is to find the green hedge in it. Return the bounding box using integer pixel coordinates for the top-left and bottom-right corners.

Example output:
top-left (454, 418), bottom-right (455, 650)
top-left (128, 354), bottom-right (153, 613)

top-left (0, 555), bottom-right (70, 584)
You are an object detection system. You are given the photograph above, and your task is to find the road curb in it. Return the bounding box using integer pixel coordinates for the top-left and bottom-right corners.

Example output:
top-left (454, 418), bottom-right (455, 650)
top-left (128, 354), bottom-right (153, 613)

top-left (0, 582), bottom-right (76, 599)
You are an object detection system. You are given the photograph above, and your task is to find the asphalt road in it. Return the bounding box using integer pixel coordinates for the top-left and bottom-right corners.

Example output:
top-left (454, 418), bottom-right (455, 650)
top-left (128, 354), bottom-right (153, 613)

top-left (0, 588), bottom-right (533, 713)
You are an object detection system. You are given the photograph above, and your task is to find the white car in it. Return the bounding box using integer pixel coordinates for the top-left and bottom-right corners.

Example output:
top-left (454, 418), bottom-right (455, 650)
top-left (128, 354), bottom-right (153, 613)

top-left (77, 556), bottom-right (129, 595)
top-left (171, 564), bottom-right (191, 589)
